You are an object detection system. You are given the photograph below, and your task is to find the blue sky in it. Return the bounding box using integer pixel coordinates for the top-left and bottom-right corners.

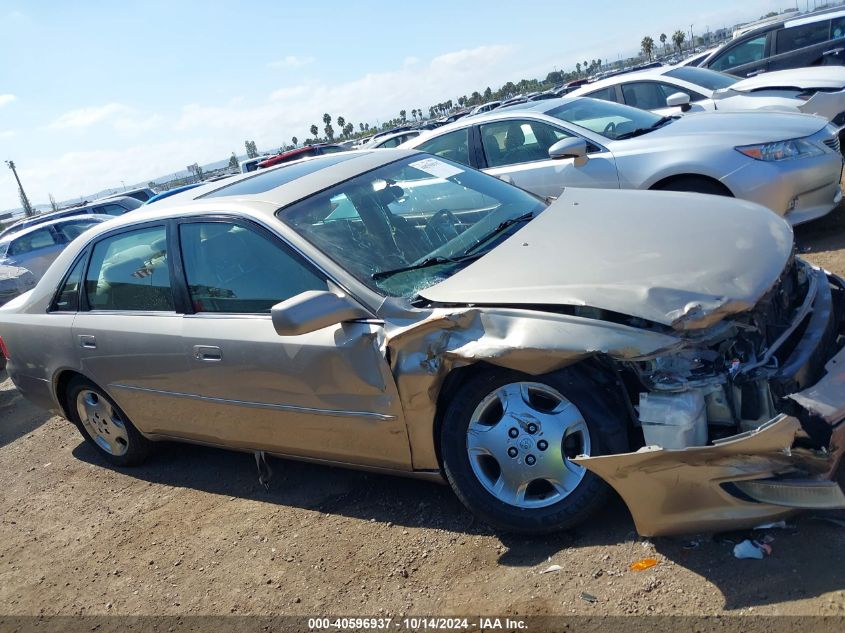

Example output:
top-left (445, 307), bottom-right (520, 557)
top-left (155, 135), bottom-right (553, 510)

top-left (0, 0), bottom-right (791, 210)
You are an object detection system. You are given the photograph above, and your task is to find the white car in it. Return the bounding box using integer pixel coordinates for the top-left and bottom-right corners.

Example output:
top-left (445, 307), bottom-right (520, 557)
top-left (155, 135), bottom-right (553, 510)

top-left (570, 65), bottom-right (845, 128)
top-left (367, 130), bottom-right (421, 148)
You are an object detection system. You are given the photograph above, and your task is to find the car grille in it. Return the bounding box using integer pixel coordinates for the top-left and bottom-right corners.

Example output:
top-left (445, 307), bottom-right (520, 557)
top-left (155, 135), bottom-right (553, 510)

top-left (823, 135), bottom-right (841, 154)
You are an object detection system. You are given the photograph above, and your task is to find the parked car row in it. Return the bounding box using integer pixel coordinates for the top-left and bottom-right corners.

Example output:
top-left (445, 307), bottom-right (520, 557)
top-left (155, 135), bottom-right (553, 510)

top-left (401, 95), bottom-right (843, 225)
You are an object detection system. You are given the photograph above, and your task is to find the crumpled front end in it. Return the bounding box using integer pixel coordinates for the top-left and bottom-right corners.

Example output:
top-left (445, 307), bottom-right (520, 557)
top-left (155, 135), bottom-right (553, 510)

top-left (576, 259), bottom-right (845, 536)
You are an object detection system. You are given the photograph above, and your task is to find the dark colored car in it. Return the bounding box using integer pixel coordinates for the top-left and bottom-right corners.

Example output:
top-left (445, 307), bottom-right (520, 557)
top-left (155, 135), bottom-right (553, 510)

top-left (143, 183), bottom-right (204, 205)
top-left (258, 144), bottom-right (345, 169)
top-left (699, 8), bottom-right (845, 77)
top-left (0, 196), bottom-right (142, 240)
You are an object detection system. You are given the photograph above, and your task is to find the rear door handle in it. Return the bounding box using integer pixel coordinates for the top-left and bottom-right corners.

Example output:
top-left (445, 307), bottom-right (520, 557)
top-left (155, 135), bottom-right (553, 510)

top-left (746, 69), bottom-right (766, 77)
top-left (78, 335), bottom-right (97, 349)
top-left (194, 345), bottom-right (222, 362)
top-left (823, 47), bottom-right (844, 56)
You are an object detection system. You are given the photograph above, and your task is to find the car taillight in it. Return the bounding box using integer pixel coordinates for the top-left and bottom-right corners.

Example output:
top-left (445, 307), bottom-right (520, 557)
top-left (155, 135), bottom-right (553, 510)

top-left (0, 336), bottom-right (9, 360)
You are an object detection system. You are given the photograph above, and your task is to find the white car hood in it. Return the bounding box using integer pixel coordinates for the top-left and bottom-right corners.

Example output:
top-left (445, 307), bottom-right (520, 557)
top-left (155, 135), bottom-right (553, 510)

top-left (420, 188), bottom-right (794, 330)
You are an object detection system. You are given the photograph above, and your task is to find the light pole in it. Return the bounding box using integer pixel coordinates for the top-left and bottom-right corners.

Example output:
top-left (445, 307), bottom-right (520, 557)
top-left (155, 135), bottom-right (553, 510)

top-left (5, 160), bottom-right (34, 217)
top-left (121, 180), bottom-right (126, 192)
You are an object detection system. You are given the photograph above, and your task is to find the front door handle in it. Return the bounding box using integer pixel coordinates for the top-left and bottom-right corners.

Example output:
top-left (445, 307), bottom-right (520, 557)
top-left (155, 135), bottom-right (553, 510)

top-left (746, 69), bottom-right (766, 77)
top-left (194, 345), bottom-right (222, 362)
top-left (823, 47), bottom-right (844, 56)
top-left (78, 335), bottom-right (97, 349)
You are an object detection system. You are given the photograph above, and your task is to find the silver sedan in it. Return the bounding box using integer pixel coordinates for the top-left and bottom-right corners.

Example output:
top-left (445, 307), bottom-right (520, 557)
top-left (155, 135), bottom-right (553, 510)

top-left (401, 96), bottom-right (844, 225)
top-left (2, 150), bottom-right (845, 536)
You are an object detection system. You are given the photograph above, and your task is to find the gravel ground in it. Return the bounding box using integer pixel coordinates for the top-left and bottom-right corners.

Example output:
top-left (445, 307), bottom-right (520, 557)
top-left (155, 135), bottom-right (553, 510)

top-left (1, 206), bottom-right (845, 619)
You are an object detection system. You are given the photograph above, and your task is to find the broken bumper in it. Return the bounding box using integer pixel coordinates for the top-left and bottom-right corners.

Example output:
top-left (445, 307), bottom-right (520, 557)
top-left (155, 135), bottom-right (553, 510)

top-left (574, 271), bottom-right (845, 537)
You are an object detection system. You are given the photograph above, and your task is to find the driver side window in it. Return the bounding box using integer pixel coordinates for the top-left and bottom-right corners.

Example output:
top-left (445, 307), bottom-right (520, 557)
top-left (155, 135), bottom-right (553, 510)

top-left (179, 221), bottom-right (327, 314)
top-left (480, 120), bottom-right (573, 167)
top-left (710, 36), bottom-right (766, 71)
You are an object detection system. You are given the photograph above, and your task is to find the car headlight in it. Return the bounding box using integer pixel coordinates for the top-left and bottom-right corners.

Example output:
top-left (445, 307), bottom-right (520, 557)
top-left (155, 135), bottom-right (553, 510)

top-left (736, 138), bottom-right (824, 161)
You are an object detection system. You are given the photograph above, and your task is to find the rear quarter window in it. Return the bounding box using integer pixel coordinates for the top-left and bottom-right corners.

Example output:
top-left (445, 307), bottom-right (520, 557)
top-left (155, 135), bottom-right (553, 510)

top-left (776, 20), bottom-right (830, 54)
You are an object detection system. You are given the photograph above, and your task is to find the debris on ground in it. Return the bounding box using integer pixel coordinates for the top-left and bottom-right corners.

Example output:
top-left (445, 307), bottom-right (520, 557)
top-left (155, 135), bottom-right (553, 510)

top-left (733, 539), bottom-right (772, 560)
top-left (580, 592), bottom-right (598, 603)
top-left (539, 564), bottom-right (562, 574)
top-left (630, 557), bottom-right (658, 571)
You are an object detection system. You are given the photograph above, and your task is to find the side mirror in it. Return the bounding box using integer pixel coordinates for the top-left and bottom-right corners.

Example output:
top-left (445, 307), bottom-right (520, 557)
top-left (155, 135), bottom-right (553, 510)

top-left (666, 92), bottom-right (691, 112)
top-left (548, 137), bottom-right (588, 160)
top-left (271, 290), bottom-right (370, 336)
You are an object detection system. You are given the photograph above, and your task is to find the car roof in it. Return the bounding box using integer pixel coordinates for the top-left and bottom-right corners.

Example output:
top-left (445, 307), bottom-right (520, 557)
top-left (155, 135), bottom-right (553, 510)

top-left (569, 67), bottom-right (673, 95)
top-left (373, 130), bottom-right (420, 145)
top-left (0, 213), bottom-right (112, 244)
top-left (115, 149), bottom-right (422, 220)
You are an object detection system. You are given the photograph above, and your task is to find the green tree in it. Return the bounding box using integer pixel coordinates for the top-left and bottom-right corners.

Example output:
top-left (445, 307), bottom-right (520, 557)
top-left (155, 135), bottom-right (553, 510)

top-left (322, 113), bottom-right (331, 127)
top-left (310, 124), bottom-right (319, 139)
top-left (228, 152), bottom-right (239, 171)
top-left (359, 122), bottom-right (365, 132)
top-left (672, 29), bottom-right (686, 54)
top-left (49, 193), bottom-right (59, 212)
top-left (583, 60), bottom-right (588, 74)
top-left (244, 140), bottom-right (258, 158)
top-left (337, 116), bottom-right (346, 136)
top-left (660, 32), bottom-right (667, 52)
top-left (399, 109), bottom-right (406, 122)
top-left (344, 123), bottom-right (354, 137)
top-left (483, 86), bottom-right (492, 100)
top-left (641, 35), bottom-right (655, 61)
top-left (291, 136), bottom-right (298, 147)
top-left (576, 62), bottom-right (581, 76)
top-left (324, 123), bottom-right (335, 141)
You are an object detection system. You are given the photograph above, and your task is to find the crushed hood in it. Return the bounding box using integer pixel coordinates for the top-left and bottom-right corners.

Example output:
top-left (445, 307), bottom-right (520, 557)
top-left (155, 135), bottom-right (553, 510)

top-left (420, 188), bottom-right (794, 329)
top-left (727, 67), bottom-right (845, 92)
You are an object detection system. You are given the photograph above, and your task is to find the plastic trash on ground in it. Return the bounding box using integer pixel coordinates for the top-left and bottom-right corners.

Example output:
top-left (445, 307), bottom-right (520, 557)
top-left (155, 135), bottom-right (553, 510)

top-left (629, 557), bottom-right (659, 571)
top-left (733, 539), bottom-right (772, 559)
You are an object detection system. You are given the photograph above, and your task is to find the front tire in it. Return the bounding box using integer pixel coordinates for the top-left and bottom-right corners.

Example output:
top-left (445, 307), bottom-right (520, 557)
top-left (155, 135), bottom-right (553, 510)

top-left (65, 376), bottom-right (152, 466)
top-left (440, 367), bottom-right (621, 534)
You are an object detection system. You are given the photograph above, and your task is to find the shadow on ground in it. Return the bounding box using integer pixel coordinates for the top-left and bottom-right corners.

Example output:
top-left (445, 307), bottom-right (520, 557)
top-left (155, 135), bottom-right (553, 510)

top-left (0, 371), bottom-right (54, 449)
top-left (795, 202), bottom-right (845, 255)
top-left (71, 437), bottom-right (637, 565)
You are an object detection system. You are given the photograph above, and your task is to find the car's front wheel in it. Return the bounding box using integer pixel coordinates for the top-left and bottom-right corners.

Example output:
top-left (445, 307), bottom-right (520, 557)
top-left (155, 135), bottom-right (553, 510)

top-left (440, 368), bottom-right (617, 534)
top-left (65, 376), bottom-right (152, 466)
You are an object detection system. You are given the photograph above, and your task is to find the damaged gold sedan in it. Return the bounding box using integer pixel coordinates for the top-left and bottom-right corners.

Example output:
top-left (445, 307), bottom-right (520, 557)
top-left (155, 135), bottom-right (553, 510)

top-left (1, 149), bottom-right (844, 536)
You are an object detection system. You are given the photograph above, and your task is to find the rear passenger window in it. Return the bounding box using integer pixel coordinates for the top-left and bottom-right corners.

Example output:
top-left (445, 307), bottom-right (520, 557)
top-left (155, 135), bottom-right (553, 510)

top-left (833, 17), bottom-right (845, 39)
top-left (179, 222), bottom-right (326, 314)
top-left (53, 257), bottom-right (86, 312)
top-left (415, 129), bottom-right (471, 166)
top-left (776, 20), bottom-right (830, 54)
top-left (85, 226), bottom-right (173, 311)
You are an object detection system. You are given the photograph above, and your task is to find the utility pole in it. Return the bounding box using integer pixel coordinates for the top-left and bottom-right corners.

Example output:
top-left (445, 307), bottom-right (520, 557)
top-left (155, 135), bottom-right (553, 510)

top-left (5, 160), bottom-right (34, 217)
top-left (690, 24), bottom-right (695, 52)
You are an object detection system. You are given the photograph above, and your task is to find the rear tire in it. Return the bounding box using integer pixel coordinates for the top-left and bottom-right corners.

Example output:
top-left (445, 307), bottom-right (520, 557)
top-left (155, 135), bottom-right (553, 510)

top-left (653, 176), bottom-right (732, 197)
top-left (440, 367), bottom-right (623, 534)
top-left (65, 376), bottom-right (152, 466)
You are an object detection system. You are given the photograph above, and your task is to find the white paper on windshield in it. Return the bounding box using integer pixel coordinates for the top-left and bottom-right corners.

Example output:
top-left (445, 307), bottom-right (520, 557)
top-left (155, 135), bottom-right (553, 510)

top-left (408, 157), bottom-right (463, 179)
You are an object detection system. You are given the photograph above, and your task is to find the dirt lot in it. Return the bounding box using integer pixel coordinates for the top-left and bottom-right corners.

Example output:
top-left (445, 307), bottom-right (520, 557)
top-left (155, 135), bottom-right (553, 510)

top-left (2, 208), bottom-right (845, 620)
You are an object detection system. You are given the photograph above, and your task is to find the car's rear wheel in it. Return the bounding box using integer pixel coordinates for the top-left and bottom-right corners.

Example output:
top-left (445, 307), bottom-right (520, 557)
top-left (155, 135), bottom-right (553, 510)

top-left (440, 368), bottom-right (618, 534)
top-left (65, 376), bottom-right (151, 466)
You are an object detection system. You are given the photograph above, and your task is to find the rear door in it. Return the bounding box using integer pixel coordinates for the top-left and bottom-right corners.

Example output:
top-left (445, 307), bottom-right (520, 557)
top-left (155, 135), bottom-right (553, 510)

top-left (477, 118), bottom-right (619, 198)
top-left (769, 18), bottom-right (837, 70)
top-left (172, 216), bottom-right (410, 469)
top-left (71, 222), bottom-right (191, 433)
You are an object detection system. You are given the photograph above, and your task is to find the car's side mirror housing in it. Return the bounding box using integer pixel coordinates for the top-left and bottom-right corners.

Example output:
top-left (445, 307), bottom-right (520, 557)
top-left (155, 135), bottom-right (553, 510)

top-left (666, 92), bottom-right (691, 112)
top-left (548, 137), bottom-right (588, 161)
top-left (271, 290), bottom-right (370, 336)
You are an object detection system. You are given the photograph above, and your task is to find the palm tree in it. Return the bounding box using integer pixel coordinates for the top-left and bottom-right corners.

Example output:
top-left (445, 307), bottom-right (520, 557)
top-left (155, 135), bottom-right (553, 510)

top-left (310, 124), bottom-right (319, 138)
top-left (291, 136), bottom-right (298, 147)
top-left (400, 109), bottom-right (406, 121)
top-left (641, 36), bottom-right (655, 61)
top-left (583, 60), bottom-right (589, 75)
top-left (660, 32), bottom-right (667, 53)
top-left (322, 113), bottom-right (331, 127)
top-left (337, 116), bottom-right (345, 131)
top-left (576, 62), bottom-right (581, 76)
top-left (672, 30), bottom-right (686, 54)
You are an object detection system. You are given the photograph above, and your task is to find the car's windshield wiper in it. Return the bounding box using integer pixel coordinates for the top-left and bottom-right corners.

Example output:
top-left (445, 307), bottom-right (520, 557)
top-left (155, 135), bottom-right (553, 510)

top-left (371, 252), bottom-right (486, 282)
top-left (614, 116), bottom-right (674, 140)
top-left (462, 212), bottom-right (535, 255)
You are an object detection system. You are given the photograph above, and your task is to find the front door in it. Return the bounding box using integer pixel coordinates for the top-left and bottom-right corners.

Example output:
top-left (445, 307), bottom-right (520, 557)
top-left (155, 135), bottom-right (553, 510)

top-left (173, 218), bottom-right (410, 470)
top-left (478, 119), bottom-right (619, 198)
